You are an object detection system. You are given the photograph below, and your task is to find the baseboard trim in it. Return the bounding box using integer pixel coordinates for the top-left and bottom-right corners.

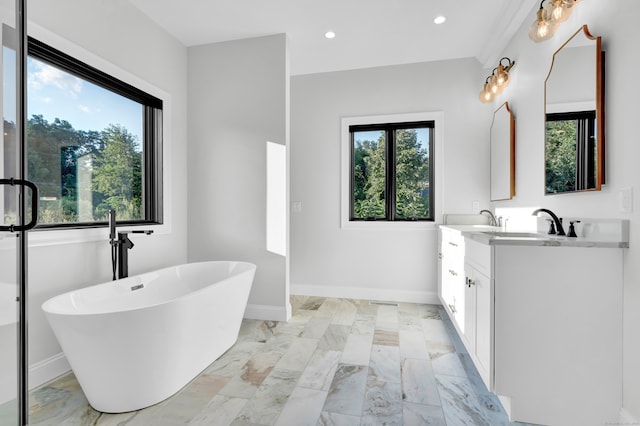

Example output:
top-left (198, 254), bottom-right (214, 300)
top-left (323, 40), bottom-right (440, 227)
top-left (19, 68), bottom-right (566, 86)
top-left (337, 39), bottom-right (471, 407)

top-left (29, 352), bottom-right (71, 390)
top-left (244, 303), bottom-right (290, 321)
top-left (620, 408), bottom-right (639, 424)
top-left (290, 283), bottom-right (440, 305)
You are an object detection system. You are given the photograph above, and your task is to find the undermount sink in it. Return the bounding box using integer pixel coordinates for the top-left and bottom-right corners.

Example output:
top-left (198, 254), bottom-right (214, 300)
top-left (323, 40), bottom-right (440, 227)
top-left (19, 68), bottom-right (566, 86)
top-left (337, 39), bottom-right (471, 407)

top-left (481, 231), bottom-right (546, 238)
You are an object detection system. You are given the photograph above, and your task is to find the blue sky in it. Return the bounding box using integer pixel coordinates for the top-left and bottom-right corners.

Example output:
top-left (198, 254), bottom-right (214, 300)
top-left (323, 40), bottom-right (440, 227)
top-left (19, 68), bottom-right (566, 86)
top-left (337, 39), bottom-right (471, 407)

top-left (3, 48), bottom-right (143, 146)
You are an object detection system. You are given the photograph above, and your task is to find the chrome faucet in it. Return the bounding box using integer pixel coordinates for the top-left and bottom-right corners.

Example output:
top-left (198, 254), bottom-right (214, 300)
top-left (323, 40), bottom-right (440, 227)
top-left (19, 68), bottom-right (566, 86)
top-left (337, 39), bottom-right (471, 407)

top-left (532, 208), bottom-right (565, 236)
top-left (479, 209), bottom-right (498, 226)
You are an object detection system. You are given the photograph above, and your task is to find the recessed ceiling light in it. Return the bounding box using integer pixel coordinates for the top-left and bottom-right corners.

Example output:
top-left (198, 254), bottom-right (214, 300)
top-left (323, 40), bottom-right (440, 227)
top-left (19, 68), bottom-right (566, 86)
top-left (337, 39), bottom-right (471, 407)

top-left (325, 31), bottom-right (336, 39)
top-left (434, 16), bottom-right (446, 24)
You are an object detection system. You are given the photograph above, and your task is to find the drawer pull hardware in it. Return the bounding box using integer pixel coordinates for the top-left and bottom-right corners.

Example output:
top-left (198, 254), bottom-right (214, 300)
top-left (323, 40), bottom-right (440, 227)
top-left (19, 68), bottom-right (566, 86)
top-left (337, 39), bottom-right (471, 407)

top-left (466, 277), bottom-right (476, 287)
top-left (448, 269), bottom-right (457, 276)
top-left (448, 304), bottom-right (457, 313)
top-left (448, 242), bottom-right (458, 247)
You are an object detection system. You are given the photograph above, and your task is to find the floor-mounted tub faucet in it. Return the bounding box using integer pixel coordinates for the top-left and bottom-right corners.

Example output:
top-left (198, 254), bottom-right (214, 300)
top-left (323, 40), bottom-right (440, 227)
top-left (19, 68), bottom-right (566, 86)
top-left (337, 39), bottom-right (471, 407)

top-left (532, 208), bottom-right (565, 236)
top-left (108, 210), bottom-right (153, 280)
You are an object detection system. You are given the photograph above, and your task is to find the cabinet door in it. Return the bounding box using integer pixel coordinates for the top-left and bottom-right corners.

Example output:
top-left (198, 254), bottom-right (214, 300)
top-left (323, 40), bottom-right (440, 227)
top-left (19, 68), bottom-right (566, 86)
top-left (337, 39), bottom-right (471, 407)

top-left (464, 238), bottom-right (493, 392)
top-left (463, 265), bottom-right (493, 390)
top-left (474, 270), bottom-right (492, 389)
top-left (450, 266), bottom-right (466, 331)
top-left (463, 270), bottom-right (476, 351)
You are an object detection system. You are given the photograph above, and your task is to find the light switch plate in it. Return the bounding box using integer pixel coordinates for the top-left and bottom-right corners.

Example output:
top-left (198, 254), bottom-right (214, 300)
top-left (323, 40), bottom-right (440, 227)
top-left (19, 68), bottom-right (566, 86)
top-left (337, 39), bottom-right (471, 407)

top-left (620, 187), bottom-right (633, 213)
top-left (472, 200), bottom-right (480, 213)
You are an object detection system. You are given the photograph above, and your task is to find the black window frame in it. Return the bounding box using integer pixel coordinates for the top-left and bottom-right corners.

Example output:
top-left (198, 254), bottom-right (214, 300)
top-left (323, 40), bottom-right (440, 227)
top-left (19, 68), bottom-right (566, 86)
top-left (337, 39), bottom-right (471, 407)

top-left (26, 37), bottom-right (163, 230)
top-left (349, 120), bottom-right (434, 222)
top-left (545, 110), bottom-right (596, 192)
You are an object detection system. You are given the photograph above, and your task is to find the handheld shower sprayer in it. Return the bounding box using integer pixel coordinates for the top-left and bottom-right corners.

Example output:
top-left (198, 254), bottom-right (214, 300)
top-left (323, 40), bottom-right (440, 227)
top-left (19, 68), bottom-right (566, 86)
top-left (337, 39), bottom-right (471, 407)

top-left (108, 209), bottom-right (117, 243)
top-left (109, 210), bottom-right (117, 280)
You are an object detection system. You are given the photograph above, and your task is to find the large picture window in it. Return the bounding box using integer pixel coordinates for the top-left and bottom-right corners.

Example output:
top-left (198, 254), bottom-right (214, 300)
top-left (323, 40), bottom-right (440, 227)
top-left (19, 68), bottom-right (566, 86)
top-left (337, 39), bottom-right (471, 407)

top-left (2, 35), bottom-right (162, 229)
top-left (349, 121), bottom-right (434, 221)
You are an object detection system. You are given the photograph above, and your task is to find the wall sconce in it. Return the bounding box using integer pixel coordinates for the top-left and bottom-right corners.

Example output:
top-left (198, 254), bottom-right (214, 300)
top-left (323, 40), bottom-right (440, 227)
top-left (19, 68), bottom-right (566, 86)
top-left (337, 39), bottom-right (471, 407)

top-left (529, 0), bottom-right (582, 43)
top-left (478, 58), bottom-right (515, 104)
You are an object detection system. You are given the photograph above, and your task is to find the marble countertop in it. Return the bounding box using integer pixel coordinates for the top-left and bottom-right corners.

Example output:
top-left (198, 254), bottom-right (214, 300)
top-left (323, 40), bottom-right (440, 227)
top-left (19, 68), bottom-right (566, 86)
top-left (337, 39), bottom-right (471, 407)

top-left (440, 225), bottom-right (629, 248)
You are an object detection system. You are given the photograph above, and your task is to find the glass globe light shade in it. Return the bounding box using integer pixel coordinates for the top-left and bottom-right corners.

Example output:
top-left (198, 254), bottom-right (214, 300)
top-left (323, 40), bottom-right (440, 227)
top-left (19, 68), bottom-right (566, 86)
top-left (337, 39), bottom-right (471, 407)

top-left (479, 83), bottom-right (494, 103)
top-left (528, 8), bottom-right (557, 42)
top-left (489, 73), bottom-right (504, 95)
top-left (495, 64), bottom-right (510, 88)
top-left (544, 0), bottom-right (573, 23)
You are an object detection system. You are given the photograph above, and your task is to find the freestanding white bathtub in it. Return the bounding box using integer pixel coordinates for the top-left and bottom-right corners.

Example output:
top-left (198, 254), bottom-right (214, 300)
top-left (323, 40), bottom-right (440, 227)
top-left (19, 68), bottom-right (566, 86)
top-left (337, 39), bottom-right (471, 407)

top-left (42, 261), bottom-right (256, 413)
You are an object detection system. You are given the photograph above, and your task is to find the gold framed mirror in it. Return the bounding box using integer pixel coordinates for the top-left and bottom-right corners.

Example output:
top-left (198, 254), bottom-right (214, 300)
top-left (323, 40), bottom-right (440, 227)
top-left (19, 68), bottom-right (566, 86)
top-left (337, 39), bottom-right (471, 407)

top-left (490, 102), bottom-right (515, 201)
top-left (545, 25), bottom-right (604, 194)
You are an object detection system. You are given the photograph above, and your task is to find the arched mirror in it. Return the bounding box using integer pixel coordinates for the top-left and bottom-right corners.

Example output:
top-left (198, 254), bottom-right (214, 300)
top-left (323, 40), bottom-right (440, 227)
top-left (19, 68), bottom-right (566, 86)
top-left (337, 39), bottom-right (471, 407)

top-left (490, 102), bottom-right (515, 201)
top-left (545, 25), bottom-right (604, 194)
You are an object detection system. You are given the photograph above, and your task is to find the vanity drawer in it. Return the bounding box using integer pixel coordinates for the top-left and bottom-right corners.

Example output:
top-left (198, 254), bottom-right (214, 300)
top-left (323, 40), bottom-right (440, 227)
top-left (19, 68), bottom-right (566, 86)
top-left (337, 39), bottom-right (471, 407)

top-left (440, 228), bottom-right (464, 258)
top-left (442, 258), bottom-right (465, 286)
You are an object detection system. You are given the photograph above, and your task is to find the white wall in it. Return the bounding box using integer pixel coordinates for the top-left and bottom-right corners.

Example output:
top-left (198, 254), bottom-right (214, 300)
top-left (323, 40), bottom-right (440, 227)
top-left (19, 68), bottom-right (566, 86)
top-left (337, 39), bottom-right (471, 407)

top-left (0, 0), bottom-right (188, 388)
top-left (290, 58), bottom-right (491, 303)
top-left (186, 34), bottom-right (290, 320)
top-left (488, 1), bottom-right (640, 420)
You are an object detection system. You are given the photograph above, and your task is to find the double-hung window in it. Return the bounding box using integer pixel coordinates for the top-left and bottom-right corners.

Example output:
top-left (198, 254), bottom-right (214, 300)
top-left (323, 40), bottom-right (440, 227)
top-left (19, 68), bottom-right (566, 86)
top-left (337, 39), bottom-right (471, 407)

top-left (2, 33), bottom-right (163, 229)
top-left (349, 121), bottom-right (434, 221)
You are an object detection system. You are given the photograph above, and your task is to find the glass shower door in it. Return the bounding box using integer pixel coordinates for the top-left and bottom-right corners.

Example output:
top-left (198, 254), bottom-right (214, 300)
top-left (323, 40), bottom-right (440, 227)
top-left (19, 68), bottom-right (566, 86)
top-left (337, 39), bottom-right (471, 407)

top-left (0, 4), bottom-right (20, 422)
top-left (0, 1), bottom-right (33, 425)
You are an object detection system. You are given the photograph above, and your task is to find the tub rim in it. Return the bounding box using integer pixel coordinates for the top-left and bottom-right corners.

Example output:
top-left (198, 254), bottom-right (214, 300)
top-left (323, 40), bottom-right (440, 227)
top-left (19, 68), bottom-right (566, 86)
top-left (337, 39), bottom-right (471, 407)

top-left (41, 260), bottom-right (256, 317)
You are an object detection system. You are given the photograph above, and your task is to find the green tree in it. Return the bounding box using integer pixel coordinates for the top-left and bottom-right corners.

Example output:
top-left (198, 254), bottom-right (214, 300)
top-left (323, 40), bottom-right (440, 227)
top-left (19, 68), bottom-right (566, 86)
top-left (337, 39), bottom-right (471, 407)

top-left (352, 128), bottom-right (430, 219)
top-left (353, 135), bottom-right (386, 218)
top-left (395, 129), bottom-right (429, 218)
top-left (27, 115), bottom-right (81, 199)
top-left (92, 124), bottom-right (142, 220)
top-left (22, 115), bottom-right (143, 224)
top-left (546, 119), bottom-right (577, 193)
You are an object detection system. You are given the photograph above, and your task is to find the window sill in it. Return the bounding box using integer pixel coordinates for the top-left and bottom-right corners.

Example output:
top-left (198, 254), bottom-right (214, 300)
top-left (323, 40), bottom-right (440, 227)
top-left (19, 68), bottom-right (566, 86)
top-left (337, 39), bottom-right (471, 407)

top-left (0, 222), bottom-right (170, 250)
top-left (341, 220), bottom-right (436, 231)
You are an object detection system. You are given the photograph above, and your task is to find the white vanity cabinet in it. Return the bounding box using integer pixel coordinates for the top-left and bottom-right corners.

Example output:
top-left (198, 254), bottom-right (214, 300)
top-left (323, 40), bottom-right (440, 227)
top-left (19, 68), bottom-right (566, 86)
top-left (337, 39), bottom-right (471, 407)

top-left (492, 244), bottom-right (623, 426)
top-left (438, 227), bottom-right (493, 388)
top-left (437, 224), bottom-right (625, 426)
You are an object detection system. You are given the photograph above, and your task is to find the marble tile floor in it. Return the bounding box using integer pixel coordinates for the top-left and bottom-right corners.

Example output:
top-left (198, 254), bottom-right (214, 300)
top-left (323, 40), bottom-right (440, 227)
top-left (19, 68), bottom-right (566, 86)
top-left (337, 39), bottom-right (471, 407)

top-left (1, 296), bottom-right (536, 425)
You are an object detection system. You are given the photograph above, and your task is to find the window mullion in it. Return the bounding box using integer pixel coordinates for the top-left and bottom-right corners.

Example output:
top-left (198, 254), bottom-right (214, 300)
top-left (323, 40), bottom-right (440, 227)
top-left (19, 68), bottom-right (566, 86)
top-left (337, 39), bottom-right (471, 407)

top-left (387, 129), bottom-right (396, 221)
top-left (349, 130), bottom-right (356, 220)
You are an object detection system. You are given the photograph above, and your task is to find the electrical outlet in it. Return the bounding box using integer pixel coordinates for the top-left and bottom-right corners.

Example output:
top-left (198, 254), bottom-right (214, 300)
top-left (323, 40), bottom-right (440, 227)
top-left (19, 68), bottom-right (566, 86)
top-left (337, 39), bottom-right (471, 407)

top-left (472, 200), bottom-right (480, 213)
top-left (292, 201), bottom-right (303, 213)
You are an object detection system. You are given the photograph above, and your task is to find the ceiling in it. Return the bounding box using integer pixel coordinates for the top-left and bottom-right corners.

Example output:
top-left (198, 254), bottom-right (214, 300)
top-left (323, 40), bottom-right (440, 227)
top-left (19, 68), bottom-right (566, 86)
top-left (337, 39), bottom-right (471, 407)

top-left (128, 0), bottom-right (539, 76)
